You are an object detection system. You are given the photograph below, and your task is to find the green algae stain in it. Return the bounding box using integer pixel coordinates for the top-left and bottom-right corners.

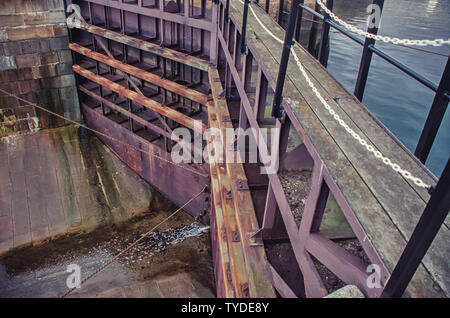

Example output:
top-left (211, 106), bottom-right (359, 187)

top-left (51, 128), bottom-right (82, 229)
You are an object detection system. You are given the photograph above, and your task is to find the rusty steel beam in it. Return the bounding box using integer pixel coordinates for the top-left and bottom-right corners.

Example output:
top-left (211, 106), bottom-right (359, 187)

top-left (79, 85), bottom-right (203, 160)
top-left (70, 43), bottom-right (211, 106)
top-left (73, 65), bottom-right (207, 135)
top-left (75, 21), bottom-right (210, 72)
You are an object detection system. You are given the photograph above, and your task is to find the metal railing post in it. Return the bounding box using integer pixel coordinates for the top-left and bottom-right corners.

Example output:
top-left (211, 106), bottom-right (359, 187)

top-left (318, 0), bottom-right (333, 67)
top-left (414, 57), bottom-right (450, 164)
top-left (265, 0), bottom-right (270, 14)
top-left (307, 1), bottom-right (321, 57)
top-left (272, 0), bottom-right (300, 118)
top-left (381, 158), bottom-right (450, 298)
top-left (241, 0), bottom-right (250, 54)
top-left (354, 0), bottom-right (385, 101)
top-left (294, 0), bottom-right (304, 42)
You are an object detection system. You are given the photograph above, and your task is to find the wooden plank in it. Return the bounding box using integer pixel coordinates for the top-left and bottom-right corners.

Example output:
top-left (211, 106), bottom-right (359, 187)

top-left (75, 21), bottom-right (210, 72)
top-left (227, 1), bottom-right (446, 297)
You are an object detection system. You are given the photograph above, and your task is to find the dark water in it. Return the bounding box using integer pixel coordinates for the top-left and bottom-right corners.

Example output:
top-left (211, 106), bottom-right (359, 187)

top-left (325, 0), bottom-right (450, 177)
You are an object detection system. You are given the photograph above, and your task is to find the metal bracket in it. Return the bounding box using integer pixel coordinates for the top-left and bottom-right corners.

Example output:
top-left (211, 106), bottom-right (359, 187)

top-left (248, 230), bottom-right (263, 247)
top-left (231, 230), bottom-right (240, 242)
top-left (236, 179), bottom-right (249, 191)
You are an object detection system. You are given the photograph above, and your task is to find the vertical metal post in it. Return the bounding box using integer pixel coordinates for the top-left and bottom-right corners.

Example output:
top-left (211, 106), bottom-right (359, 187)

top-left (265, 0), bottom-right (270, 13)
top-left (307, 1), bottom-right (320, 57)
top-left (414, 57), bottom-right (450, 164)
top-left (272, 0), bottom-right (300, 118)
top-left (381, 158), bottom-right (450, 298)
top-left (294, 0), bottom-right (304, 42)
top-left (277, 0), bottom-right (284, 26)
top-left (241, 0), bottom-right (250, 54)
top-left (318, 0), bottom-right (333, 67)
top-left (225, 0), bottom-right (230, 22)
top-left (354, 0), bottom-right (385, 101)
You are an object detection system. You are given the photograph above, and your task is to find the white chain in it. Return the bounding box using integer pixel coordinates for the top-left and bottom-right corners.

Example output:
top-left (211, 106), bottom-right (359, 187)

top-left (244, 2), bottom-right (430, 189)
top-left (317, 0), bottom-right (450, 47)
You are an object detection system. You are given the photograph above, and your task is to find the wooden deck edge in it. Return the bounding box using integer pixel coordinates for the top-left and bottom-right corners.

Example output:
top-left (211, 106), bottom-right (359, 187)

top-left (208, 68), bottom-right (276, 298)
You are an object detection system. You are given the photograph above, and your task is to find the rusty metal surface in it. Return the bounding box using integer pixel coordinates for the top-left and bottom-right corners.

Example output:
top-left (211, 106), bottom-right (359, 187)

top-left (80, 102), bottom-right (209, 217)
top-left (73, 64), bottom-right (207, 135)
top-left (70, 43), bottom-right (211, 105)
top-left (75, 21), bottom-right (211, 72)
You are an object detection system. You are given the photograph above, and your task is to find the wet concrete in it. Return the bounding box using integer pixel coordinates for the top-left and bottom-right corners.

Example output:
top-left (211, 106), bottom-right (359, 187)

top-left (0, 203), bottom-right (215, 298)
top-left (0, 125), bottom-right (152, 253)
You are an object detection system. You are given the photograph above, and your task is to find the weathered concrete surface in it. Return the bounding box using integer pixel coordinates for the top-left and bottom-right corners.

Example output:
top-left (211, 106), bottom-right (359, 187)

top-left (0, 125), bottom-right (153, 255)
top-left (0, 206), bottom-right (215, 298)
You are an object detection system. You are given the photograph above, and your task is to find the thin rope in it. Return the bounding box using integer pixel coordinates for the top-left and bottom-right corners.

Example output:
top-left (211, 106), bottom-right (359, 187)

top-left (0, 88), bottom-right (209, 178)
top-left (60, 185), bottom-right (207, 298)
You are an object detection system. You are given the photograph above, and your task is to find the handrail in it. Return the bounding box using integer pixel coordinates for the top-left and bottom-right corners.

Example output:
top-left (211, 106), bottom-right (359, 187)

top-left (265, 0), bottom-right (448, 164)
top-left (298, 3), bottom-right (439, 93)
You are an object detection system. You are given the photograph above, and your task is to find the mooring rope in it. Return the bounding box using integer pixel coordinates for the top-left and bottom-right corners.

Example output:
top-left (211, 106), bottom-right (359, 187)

top-left (243, 2), bottom-right (431, 190)
top-left (60, 185), bottom-right (207, 298)
top-left (316, 0), bottom-right (450, 47)
top-left (0, 88), bottom-right (209, 178)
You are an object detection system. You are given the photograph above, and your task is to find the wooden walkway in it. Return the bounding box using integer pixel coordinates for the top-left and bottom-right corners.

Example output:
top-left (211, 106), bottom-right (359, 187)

top-left (222, 1), bottom-right (448, 297)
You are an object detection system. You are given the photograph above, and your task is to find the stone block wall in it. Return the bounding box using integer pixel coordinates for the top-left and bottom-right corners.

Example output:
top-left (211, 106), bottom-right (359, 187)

top-left (0, 0), bottom-right (80, 138)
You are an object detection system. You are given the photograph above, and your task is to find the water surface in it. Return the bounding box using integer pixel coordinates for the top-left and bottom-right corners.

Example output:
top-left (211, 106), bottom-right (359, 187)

top-left (325, 0), bottom-right (449, 176)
